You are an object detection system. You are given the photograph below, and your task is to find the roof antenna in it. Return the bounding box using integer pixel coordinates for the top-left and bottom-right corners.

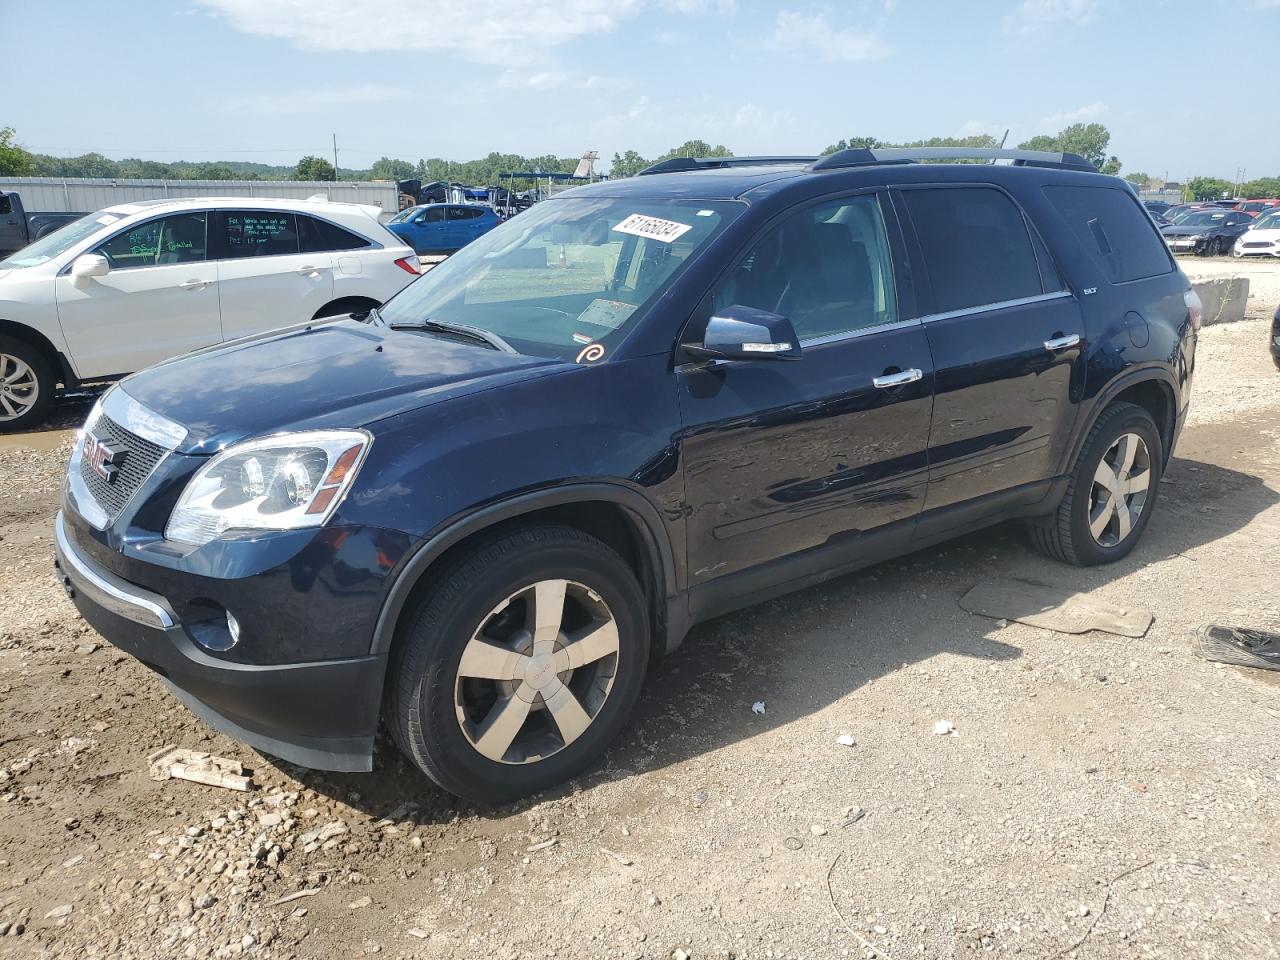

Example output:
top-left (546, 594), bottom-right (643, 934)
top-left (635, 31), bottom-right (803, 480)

top-left (994, 129), bottom-right (1009, 163)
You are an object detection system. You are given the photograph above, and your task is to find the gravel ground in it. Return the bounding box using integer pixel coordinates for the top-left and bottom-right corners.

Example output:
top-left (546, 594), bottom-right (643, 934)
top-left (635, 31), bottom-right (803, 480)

top-left (1, 318), bottom-right (1279, 960)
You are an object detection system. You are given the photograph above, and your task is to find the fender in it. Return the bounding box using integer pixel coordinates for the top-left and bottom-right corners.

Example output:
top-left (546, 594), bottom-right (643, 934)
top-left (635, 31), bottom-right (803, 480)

top-left (1059, 364), bottom-right (1179, 476)
top-left (368, 482), bottom-right (684, 657)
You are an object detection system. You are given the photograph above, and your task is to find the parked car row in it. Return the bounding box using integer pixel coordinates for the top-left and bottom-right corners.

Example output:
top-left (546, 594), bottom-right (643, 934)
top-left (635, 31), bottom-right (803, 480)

top-left (1159, 207), bottom-right (1256, 256)
top-left (0, 197), bottom-right (420, 430)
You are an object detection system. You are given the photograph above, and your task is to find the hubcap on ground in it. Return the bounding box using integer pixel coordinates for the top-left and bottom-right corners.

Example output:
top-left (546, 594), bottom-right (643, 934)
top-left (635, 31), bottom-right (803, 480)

top-left (454, 579), bottom-right (620, 764)
top-left (1088, 432), bottom-right (1151, 547)
top-left (0, 354), bottom-right (39, 421)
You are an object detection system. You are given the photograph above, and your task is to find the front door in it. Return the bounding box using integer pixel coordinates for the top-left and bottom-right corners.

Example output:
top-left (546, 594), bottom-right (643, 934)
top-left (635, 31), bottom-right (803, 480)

top-left (677, 192), bottom-right (934, 609)
top-left (895, 185), bottom-right (1085, 512)
top-left (213, 210), bottom-right (334, 339)
top-left (55, 211), bottom-right (220, 377)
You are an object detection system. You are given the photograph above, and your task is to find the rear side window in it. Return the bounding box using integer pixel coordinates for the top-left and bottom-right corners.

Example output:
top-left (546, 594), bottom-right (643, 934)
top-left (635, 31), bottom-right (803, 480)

top-left (299, 215), bottom-right (370, 253)
top-left (1044, 185), bottom-right (1172, 284)
top-left (0, 195), bottom-right (11, 215)
top-left (223, 212), bottom-right (299, 258)
top-left (902, 187), bottom-right (1044, 314)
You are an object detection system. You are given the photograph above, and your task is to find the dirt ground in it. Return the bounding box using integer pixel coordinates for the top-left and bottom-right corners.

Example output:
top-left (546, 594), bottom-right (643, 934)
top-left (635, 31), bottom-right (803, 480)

top-left (2, 315), bottom-right (1280, 960)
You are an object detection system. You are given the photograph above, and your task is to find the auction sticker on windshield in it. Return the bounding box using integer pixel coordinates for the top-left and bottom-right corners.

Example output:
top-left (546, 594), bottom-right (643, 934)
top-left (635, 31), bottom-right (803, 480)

top-left (612, 213), bottom-right (693, 244)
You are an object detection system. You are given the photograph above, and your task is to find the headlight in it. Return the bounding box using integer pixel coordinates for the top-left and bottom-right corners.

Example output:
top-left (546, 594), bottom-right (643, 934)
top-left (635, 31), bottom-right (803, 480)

top-left (165, 430), bottom-right (371, 546)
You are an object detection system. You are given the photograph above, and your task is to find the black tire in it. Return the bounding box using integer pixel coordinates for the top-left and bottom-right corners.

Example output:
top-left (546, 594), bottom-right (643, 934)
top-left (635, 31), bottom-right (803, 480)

top-left (387, 524), bottom-right (649, 804)
top-left (0, 335), bottom-right (56, 433)
top-left (1029, 401), bottom-right (1163, 566)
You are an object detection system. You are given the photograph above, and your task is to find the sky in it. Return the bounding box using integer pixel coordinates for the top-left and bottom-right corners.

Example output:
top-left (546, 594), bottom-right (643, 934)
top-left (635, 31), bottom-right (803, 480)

top-left (2, 0), bottom-right (1278, 181)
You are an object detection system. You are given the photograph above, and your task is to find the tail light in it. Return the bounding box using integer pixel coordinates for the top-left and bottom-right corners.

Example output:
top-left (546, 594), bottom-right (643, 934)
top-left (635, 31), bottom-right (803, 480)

top-left (394, 256), bottom-right (421, 276)
top-left (1184, 288), bottom-right (1202, 332)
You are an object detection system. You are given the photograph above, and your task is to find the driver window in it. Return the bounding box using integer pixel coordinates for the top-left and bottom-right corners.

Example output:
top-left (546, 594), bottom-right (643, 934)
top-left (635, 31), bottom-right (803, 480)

top-left (422, 207), bottom-right (445, 224)
top-left (714, 194), bottom-right (897, 341)
top-left (95, 213), bottom-right (208, 269)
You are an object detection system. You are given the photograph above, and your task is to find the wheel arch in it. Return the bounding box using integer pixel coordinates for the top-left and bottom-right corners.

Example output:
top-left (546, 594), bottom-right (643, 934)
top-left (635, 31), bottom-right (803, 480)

top-left (370, 483), bottom-right (684, 661)
top-left (311, 296), bottom-right (381, 321)
top-left (1067, 369), bottom-right (1178, 474)
top-left (0, 319), bottom-right (75, 386)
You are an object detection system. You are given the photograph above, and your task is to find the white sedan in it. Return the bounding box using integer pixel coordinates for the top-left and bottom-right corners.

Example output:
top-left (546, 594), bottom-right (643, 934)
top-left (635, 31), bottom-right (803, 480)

top-left (1233, 209), bottom-right (1280, 259)
top-left (0, 197), bottom-right (421, 431)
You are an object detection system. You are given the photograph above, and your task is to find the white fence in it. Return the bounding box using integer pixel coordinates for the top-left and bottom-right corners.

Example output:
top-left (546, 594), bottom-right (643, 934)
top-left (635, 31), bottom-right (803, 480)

top-left (0, 177), bottom-right (401, 216)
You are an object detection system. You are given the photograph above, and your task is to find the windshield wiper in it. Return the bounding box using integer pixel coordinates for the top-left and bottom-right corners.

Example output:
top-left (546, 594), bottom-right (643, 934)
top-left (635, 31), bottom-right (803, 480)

top-left (388, 318), bottom-right (517, 354)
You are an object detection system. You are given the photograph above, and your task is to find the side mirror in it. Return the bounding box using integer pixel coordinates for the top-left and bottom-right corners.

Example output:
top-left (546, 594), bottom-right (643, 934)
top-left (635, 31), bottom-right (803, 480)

top-left (685, 305), bottom-right (802, 362)
top-left (70, 253), bottom-right (110, 281)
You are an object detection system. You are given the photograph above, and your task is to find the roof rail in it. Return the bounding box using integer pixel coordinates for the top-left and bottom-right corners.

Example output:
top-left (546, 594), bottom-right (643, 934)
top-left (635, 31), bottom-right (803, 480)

top-left (637, 155), bottom-right (818, 176)
top-left (811, 147), bottom-right (1098, 173)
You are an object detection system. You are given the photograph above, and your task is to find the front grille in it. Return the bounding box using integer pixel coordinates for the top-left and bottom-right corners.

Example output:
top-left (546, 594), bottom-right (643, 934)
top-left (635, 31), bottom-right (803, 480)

top-left (79, 414), bottom-right (168, 522)
top-left (1243, 241), bottom-right (1273, 249)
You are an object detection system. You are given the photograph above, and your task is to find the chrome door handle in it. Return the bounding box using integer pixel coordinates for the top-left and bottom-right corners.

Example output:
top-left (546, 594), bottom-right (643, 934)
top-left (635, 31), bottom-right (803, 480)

top-left (178, 279), bottom-right (210, 290)
top-left (1044, 334), bottom-right (1081, 351)
top-left (872, 368), bottom-right (923, 389)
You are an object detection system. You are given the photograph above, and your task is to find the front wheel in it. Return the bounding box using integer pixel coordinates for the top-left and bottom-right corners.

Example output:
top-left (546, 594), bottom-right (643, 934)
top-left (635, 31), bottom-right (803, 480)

top-left (0, 336), bottom-right (56, 433)
top-left (1029, 402), bottom-right (1163, 566)
top-left (387, 525), bottom-right (649, 804)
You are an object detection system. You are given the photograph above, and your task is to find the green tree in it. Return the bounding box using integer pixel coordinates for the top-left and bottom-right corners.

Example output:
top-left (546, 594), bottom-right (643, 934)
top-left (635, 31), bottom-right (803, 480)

top-left (1018, 122), bottom-right (1120, 174)
top-left (1184, 176), bottom-right (1234, 201)
top-left (609, 150), bottom-right (649, 178)
top-left (1240, 177), bottom-right (1280, 199)
top-left (370, 156), bottom-right (415, 180)
top-left (0, 127), bottom-right (35, 176)
top-left (295, 155), bottom-right (336, 181)
top-left (656, 140), bottom-right (732, 161)
top-left (1124, 171), bottom-right (1151, 188)
top-left (822, 136), bottom-right (884, 155)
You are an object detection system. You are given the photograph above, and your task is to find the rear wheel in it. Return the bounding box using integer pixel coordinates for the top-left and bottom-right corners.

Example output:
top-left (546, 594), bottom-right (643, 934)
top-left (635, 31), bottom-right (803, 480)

top-left (1030, 402), bottom-right (1163, 566)
top-left (387, 525), bottom-right (649, 804)
top-left (0, 336), bottom-right (55, 433)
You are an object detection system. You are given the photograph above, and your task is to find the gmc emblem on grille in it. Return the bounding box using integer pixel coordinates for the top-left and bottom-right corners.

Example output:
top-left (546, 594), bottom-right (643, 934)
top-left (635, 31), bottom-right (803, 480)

top-left (83, 433), bottom-right (127, 483)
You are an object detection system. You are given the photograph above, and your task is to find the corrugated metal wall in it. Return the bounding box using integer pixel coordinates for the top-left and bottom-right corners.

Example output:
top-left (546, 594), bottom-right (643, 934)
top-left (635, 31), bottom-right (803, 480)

top-left (0, 178), bottom-right (400, 215)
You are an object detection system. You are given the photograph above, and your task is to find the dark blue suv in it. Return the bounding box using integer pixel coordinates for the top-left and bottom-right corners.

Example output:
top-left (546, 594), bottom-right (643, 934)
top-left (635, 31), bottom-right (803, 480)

top-left (53, 148), bottom-right (1199, 803)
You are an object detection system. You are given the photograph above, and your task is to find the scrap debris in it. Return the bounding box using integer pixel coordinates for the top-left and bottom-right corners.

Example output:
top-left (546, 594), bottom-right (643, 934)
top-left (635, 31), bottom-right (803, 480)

top-left (959, 578), bottom-right (1152, 638)
top-left (1197, 624), bottom-right (1280, 671)
top-left (147, 746), bottom-right (253, 791)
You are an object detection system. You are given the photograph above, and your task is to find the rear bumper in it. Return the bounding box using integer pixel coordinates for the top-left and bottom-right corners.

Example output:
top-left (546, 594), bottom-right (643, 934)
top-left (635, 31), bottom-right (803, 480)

top-left (53, 511), bottom-right (385, 772)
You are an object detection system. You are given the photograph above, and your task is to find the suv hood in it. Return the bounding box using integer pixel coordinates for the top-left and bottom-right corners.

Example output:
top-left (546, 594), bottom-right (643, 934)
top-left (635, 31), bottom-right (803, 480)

top-left (119, 319), bottom-right (564, 455)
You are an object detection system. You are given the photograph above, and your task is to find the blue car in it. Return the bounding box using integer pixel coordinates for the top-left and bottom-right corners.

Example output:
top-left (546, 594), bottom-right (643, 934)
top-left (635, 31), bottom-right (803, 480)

top-left (385, 202), bottom-right (499, 254)
top-left (54, 148), bottom-right (1198, 804)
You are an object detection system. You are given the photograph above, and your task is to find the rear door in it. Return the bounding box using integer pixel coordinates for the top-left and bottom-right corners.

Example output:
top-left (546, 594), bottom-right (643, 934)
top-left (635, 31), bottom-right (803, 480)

top-left (54, 211), bottom-right (220, 377)
top-left (678, 190), bottom-right (935, 604)
top-left (896, 184), bottom-right (1084, 514)
top-left (212, 209), bottom-right (334, 339)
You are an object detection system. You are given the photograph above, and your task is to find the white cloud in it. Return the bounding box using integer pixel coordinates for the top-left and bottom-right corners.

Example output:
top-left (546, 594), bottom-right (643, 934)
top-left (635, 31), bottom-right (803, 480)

top-left (1003, 0), bottom-right (1097, 35)
top-left (732, 103), bottom-right (785, 133)
top-left (773, 9), bottom-right (891, 62)
top-left (198, 0), bottom-right (644, 63)
top-left (221, 83), bottom-right (414, 115)
top-left (1037, 101), bottom-right (1109, 129)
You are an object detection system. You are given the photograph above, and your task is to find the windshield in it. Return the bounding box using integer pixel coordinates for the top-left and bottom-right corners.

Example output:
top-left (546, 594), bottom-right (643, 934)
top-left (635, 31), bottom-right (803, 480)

top-left (388, 206), bottom-right (422, 224)
top-left (1252, 210), bottom-right (1280, 230)
top-left (1178, 212), bottom-right (1225, 227)
top-left (378, 197), bottom-right (743, 359)
top-left (0, 210), bottom-right (124, 269)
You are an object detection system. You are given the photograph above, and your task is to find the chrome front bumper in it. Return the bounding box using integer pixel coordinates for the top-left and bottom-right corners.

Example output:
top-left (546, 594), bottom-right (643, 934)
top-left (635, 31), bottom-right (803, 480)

top-left (53, 512), bottom-right (175, 629)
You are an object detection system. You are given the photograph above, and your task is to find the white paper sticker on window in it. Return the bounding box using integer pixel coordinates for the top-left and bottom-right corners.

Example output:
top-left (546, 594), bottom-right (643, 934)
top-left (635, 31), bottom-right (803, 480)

top-left (612, 213), bottom-right (693, 244)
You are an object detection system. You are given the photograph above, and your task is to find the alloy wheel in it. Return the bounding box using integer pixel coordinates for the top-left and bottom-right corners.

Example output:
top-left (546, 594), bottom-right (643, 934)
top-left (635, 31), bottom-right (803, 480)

top-left (1088, 432), bottom-right (1152, 547)
top-left (454, 579), bottom-right (620, 764)
top-left (0, 354), bottom-right (40, 422)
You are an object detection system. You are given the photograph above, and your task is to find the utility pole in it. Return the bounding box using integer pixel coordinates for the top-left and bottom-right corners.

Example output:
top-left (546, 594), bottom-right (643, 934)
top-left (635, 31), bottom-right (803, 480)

top-left (332, 133), bottom-right (339, 179)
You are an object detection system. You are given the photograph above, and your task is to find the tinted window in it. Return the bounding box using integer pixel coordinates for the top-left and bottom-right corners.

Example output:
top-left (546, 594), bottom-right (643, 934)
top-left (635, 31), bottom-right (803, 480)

top-left (714, 194), bottom-right (898, 341)
top-left (94, 213), bottom-right (207, 269)
top-left (299, 215), bottom-right (370, 252)
top-left (421, 207), bottom-right (445, 224)
top-left (0, 195), bottom-right (11, 215)
top-left (903, 187), bottom-right (1043, 313)
top-left (223, 212), bottom-right (299, 258)
top-left (1044, 185), bottom-right (1172, 284)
